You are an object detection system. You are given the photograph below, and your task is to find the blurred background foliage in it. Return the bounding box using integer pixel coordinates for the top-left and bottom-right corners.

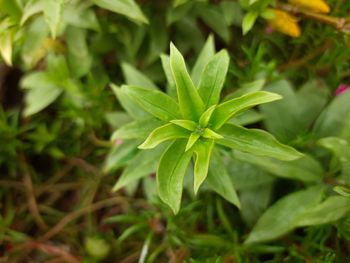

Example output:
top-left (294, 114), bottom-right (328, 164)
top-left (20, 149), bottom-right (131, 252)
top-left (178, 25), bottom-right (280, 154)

top-left (1, 0), bottom-right (350, 262)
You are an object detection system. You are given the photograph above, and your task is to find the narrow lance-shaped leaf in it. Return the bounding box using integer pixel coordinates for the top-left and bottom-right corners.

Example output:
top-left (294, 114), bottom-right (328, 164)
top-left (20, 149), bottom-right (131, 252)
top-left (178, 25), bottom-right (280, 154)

top-left (185, 133), bottom-right (200, 152)
top-left (121, 62), bottom-right (157, 89)
top-left (211, 91), bottom-right (282, 129)
top-left (193, 139), bottom-right (214, 194)
top-left (93, 0), bottom-right (149, 24)
top-left (113, 145), bottom-right (166, 191)
top-left (295, 196), bottom-right (350, 227)
top-left (111, 84), bottom-right (150, 120)
top-left (170, 119), bottom-right (197, 131)
top-left (218, 123), bottom-right (303, 161)
top-left (245, 186), bottom-right (324, 244)
top-left (157, 140), bottom-right (193, 214)
top-left (206, 150), bottom-right (240, 208)
top-left (0, 30), bottom-right (12, 66)
top-left (139, 123), bottom-right (190, 149)
top-left (198, 50), bottom-right (229, 107)
top-left (44, 0), bottom-right (64, 38)
top-left (199, 105), bottom-right (217, 127)
top-left (111, 118), bottom-right (164, 140)
top-left (120, 85), bottom-right (181, 121)
top-left (170, 43), bottom-right (205, 120)
top-left (191, 34), bottom-right (215, 86)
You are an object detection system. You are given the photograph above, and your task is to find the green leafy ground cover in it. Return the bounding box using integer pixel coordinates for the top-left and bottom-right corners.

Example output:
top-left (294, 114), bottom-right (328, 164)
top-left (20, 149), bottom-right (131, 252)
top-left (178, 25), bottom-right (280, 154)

top-left (1, 0), bottom-right (350, 262)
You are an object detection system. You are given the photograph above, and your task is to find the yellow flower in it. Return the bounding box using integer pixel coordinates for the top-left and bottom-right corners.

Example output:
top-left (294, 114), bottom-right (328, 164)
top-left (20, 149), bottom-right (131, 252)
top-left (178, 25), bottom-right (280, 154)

top-left (267, 9), bottom-right (301, 38)
top-left (288, 0), bottom-right (330, 14)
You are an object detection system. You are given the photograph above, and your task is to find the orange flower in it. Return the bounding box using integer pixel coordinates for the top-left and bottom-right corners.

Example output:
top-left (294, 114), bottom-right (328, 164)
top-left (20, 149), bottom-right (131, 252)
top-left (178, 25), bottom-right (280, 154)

top-left (267, 9), bottom-right (301, 37)
top-left (288, 0), bottom-right (330, 14)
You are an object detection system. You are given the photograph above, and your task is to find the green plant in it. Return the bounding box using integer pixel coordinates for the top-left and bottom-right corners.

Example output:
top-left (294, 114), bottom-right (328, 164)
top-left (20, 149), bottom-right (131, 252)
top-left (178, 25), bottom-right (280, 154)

top-left (111, 41), bottom-right (302, 213)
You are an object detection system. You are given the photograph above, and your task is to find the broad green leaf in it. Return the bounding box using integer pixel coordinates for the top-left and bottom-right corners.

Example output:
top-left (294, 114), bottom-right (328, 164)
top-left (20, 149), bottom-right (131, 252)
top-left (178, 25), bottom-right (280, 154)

top-left (198, 6), bottom-right (230, 42)
top-left (21, 16), bottom-right (50, 69)
top-left (21, 0), bottom-right (44, 25)
top-left (0, 0), bottom-right (22, 22)
top-left (234, 151), bottom-right (322, 182)
top-left (199, 105), bottom-right (216, 127)
top-left (261, 80), bottom-right (328, 142)
top-left (170, 43), bottom-right (205, 120)
top-left (193, 139), bottom-right (214, 194)
top-left (245, 186), bottom-right (324, 244)
top-left (198, 50), bottom-right (229, 107)
top-left (242, 11), bottom-right (258, 35)
top-left (313, 91), bottom-right (350, 138)
top-left (205, 150), bottom-right (240, 208)
top-left (170, 119), bottom-right (197, 131)
top-left (120, 85), bottom-right (180, 121)
top-left (66, 26), bottom-right (92, 78)
top-left (21, 72), bottom-right (62, 116)
top-left (218, 124), bottom-right (302, 161)
top-left (231, 109), bottom-right (264, 126)
top-left (93, 0), bottom-right (148, 24)
top-left (211, 91), bottom-right (282, 129)
top-left (157, 140), bottom-right (193, 214)
top-left (295, 196), bottom-right (350, 227)
top-left (185, 133), bottom-right (200, 151)
top-left (0, 30), bottom-right (12, 66)
top-left (318, 137), bottom-right (350, 181)
top-left (139, 123), bottom-right (190, 149)
top-left (113, 145), bottom-right (166, 191)
top-left (47, 54), bottom-right (70, 82)
top-left (103, 140), bottom-right (140, 173)
top-left (63, 1), bottom-right (100, 31)
top-left (121, 63), bottom-right (157, 89)
top-left (44, 0), bottom-right (64, 38)
top-left (111, 118), bottom-right (164, 140)
top-left (227, 79), bottom-right (266, 99)
top-left (191, 35), bottom-right (215, 86)
top-left (111, 84), bottom-right (150, 120)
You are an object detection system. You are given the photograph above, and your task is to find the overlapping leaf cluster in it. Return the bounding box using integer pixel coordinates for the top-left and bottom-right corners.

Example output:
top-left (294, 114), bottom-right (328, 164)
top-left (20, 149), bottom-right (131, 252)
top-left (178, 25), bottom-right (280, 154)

top-left (112, 42), bottom-right (302, 213)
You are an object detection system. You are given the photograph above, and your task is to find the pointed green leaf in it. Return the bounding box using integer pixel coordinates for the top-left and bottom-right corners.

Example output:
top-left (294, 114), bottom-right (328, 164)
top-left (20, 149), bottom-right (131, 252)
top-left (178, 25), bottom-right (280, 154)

top-left (120, 85), bottom-right (181, 121)
top-left (0, 30), bottom-right (13, 66)
top-left (202, 128), bottom-right (223, 139)
top-left (206, 150), bottom-right (240, 208)
top-left (295, 196), bottom-right (350, 227)
top-left (218, 124), bottom-right (303, 161)
top-left (111, 118), bottom-right (164, 140)
top-left (103, 140), bottom-right (140, 173)
top-left (44, 0), bottom-right (64, 38)
top-left (170, 119), bottom-right (197, 131)
top-left (93, 0), bottom-right (148, 24)
top-left (198, 50), bottom-right (229, 107)
top-left (121, 62), bottom-right (157, 89)
top-left (160, 54), bottom-right (176, 97)
top-left (191, 35), bottom-right (215, 86)
top-left (185, 133), bottom-right (200, 151)
top-left (233, 151), bottom-right (322, 182)
top-left (113, 145), bottom-right (166, 191)
top-left (170, 43), bottom-right (205, 120)
top-left (199, 105), bottom-right (217, 127)
top-left (242, 11), bottom-right (258, 35)
top-left (21, 72), bottom-right (62, 116)
top-left (245, 186), bottom-right (324, 244)
top-left (193, 139), bottom-right (214, 194)
top-left (157, 140), bottom-right (193, 214)
top-left (139, 123), bottom-right (190, 149)
top-left (111, 84), bottom-right (150, 120)
top-left (211, 91), bottom-right (282, 129)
